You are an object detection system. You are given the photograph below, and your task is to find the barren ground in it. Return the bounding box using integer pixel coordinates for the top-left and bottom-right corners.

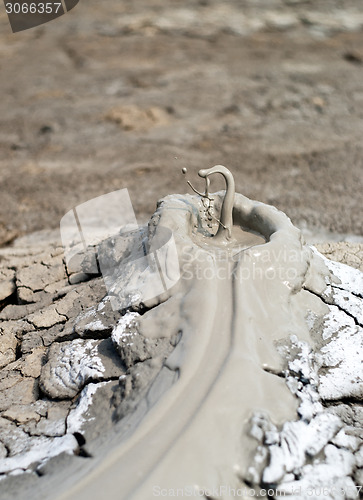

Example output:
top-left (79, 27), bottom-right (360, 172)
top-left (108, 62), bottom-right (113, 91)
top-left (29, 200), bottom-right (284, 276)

top-left (0, 0), bottom-right (362, 246)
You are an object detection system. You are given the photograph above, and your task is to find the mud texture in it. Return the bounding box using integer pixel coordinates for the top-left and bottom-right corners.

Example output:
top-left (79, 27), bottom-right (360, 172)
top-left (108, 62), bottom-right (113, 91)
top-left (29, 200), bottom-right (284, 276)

top-left (0, 188), bottom-right (361, 500)
top-left (0, 228), bottom-right (177, 499)
top-left (248, 251), bottom-right (363, 500)
top-left (0, 0), bottom-right (363, 247)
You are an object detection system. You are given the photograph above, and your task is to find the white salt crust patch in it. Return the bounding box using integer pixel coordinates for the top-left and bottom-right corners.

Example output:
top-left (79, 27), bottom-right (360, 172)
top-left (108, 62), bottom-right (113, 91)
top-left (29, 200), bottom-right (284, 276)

top-left (67, 382), bottom-right (108, 434)
top-left (249, 257), bottom-right (363, 499)
top-left (317, 250), bottom-right (363, 297)
top-left (0, 435), bottom-right (79, 476)
top-left (111, 311), bottom-right (140, 348)
top-left (40, 338), bottom-right (106, 399)
top-left (317, 306), bottom-right (362, 401)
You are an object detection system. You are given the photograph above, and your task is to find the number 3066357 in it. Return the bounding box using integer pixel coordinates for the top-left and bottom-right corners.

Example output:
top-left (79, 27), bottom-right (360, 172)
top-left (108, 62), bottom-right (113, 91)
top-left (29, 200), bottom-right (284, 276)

top-left (5, 2), bottom-right (62, 14)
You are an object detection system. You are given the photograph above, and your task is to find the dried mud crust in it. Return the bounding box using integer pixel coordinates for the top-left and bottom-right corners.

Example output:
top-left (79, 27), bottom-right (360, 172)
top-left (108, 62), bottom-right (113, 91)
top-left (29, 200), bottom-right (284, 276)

top-left (0, 232), bottom-right (177, 488)
top-left (1, 0), bottom-right (363, 247)
top-left (247, 250), bottom-right (363, 500)
top-left (0, 224), bottom-right (362, 498)
top-left (315, 242), bottom-right (363, 273)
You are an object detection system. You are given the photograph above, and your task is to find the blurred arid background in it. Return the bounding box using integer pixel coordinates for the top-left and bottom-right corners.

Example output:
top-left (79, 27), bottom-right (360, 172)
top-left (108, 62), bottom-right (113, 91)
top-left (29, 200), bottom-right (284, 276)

top-left (0, 0), bottom-right (362, 246)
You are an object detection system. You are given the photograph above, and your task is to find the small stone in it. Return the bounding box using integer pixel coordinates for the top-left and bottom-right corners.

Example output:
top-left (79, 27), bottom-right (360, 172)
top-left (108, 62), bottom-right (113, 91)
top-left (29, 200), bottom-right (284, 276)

top-left (68, 272), bottom-right (90, 285)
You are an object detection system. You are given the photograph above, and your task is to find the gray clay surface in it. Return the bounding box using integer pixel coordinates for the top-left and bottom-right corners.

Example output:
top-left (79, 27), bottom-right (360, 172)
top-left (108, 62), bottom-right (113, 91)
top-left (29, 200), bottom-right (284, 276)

top-left (0, 228), bottom-right (179, 499)
top-left (0, 188), bottom-right (361, 500)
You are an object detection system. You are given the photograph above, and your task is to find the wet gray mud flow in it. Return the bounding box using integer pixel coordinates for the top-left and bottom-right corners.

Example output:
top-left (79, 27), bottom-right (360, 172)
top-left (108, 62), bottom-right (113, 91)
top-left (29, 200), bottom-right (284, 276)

top-left (56, 187), bottom-right (337, 500)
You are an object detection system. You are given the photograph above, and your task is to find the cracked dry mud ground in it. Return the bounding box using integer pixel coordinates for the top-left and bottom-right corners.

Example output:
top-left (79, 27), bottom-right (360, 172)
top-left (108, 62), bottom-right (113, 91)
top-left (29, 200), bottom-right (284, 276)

top-left (247, 249), bottom-right (363, 500)
top-left (0, 231), bottom-right (179, 498)
top-left (0, 226), bottom-right (361, 499)
top-left (0, 0), bottom-right (363, 246)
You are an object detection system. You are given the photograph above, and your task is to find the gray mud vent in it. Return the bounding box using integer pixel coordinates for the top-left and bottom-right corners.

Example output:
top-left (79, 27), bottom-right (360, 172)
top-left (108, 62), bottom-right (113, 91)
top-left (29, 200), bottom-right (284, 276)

top-left (4, 0), bottom-right (80, 33)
